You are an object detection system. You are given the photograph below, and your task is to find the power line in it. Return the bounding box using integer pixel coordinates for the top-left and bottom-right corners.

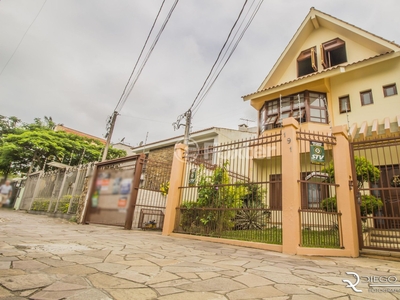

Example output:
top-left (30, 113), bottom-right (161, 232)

top-left (115, 0), bottom-right (180, 113)
top-left (192, 0), bottom-right (257, 113)
top-left (0, 0), bottom-right (48, 77)
top-left (103, 0), bottom-right (179, 160)
top-left (114, 0), bottom-right (166, 112)
top-left (192, 0), bottom-right (263, 116)
top-left (119, 114), bottom-right (171, 124)
top-left (173, 0), bottom-right (264, 143)
top-left (188, 0), bottom-right (249, 112)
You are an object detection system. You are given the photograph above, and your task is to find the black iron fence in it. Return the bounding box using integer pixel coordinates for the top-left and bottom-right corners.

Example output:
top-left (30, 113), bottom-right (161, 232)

top-left (297, 130), bottom-right (342, 248)
top-left (351, 135), bottom-right (400, 251)
top-left (174, 133), bottom-right (283, 244)
top-left (134, 158), bottom-right (171, 230)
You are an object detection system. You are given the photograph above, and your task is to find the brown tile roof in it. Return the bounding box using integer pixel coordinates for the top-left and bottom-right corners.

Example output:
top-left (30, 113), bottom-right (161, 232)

top-left (54, 125), bottom-right (106, 144)
top-left (242, 51), bottom-right (394, 99)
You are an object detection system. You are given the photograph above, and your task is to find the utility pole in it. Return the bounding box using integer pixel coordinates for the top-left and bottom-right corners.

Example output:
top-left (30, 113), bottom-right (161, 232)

top-left (102, 111), bottom-right (118, 162)
top-left (173, 109), bottom-right (192, 145)
top-left (183, 110), bottom-right (192, 145)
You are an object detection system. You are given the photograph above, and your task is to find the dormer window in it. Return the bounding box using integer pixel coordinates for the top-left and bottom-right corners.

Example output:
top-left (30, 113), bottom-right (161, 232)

top-left (297, 47), bottom-right (317, 77)
top-left (321, 38), bottom-right (347, 68)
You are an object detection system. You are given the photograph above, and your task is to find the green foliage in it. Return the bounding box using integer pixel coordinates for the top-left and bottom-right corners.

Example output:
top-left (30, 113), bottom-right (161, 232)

top-left (321, 195), bottom-right (383, 217)
top-left (180, 162), bottom-right (248, 233)
top-left (320, 197), bottom-right (337, 212)
top-left (30, 198), bottom-right (50, 211)
top-left (241, 184), bottom-right (265, 207)
top-left (235, 204), bottom-right (271, 230)
top-left (360, 195), bottom-right (383, 216)
top-left (324, 156), bottom-right (380, 188)
top-left (179, 202), bottom-right (202, 232)
top-left (0, 115), bottom-right (22, 137)
top-left (221, 228), bottom-right (282, 244)
top-left (301, 229), bottom-right (340, 248)
top-left (160, 182), bottom-right (169, 196)
top-left (0, 115), bottom-right (126, 178)
top-left (56, 195), bottom-right (79, 214)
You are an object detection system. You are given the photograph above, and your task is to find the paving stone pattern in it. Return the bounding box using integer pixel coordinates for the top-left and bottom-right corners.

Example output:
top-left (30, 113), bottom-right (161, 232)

top-left (1, 210), bottom-right (400, 299)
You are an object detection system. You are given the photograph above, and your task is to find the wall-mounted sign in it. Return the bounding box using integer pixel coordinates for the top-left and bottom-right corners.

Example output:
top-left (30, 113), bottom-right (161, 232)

top-left (189, 168), bottom-right (196, 186)
top-left (310, 141), bottom-right (325, 165)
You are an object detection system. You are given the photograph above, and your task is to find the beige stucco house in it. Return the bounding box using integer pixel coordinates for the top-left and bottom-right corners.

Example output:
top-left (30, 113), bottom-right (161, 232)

top-left (131, 126), bottom-right (257, 167)
top-left (243, 7), bottom-right (400, 138)
top-left (239, 7), bottom-right (400, 254)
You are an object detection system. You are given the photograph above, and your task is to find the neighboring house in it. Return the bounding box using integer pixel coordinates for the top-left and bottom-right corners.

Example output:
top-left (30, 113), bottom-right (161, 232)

top-left (111, 142), bottom-right (133, 155)
top-left (54, 125), bottom-right (106, 145)
top-left (131, 126), bottom-right (257, 167)
top-left (131, 126), bottom-right (256, 191)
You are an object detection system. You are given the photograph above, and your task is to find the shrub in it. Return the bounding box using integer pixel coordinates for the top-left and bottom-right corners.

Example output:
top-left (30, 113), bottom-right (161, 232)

top-left (235, 204), bottom-right (271, 230)
top-left (241, 184), bottom-right (265, 207)
top-left (320, 197), bottom-right (337, 212)
top-left (321, 195), bottom-right (383, 217)
top-left (323, 156), bottom-right (380, 188)
top-left (30, 198), bottom-right (50, 211)
top-left (360, 195), bottom-right (383, 216)
top-left (160, 182), bottom-right (169, 196)
top-left (56, 195), bottom-right (79, 214)
top-left (180, 161), bottom-right (248, 234)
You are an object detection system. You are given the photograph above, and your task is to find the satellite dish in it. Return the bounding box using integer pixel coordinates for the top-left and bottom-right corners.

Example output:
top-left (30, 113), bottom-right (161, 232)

top-left (139, 141), bottom-right (143, 146)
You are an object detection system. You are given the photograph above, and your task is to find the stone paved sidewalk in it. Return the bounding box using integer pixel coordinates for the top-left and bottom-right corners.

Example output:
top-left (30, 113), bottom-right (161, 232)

top-left (1, 210), bottom-right (400, 299)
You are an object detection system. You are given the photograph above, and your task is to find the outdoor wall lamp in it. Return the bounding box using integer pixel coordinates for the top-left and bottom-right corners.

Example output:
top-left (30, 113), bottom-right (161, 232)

top-left (357, 192), bottom-right (361, 205)
top-left (348, 177), bottom-right (353, 190)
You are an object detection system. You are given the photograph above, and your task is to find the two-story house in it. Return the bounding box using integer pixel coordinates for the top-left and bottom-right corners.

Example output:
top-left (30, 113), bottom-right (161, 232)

top-left (243, 7), bottom-right (400, 137)
top-left (243, 7), bottom-right (400, 242)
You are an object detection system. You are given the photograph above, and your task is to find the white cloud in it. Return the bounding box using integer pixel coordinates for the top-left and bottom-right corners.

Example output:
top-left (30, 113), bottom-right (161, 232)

top-left (0, 0), bottom-right (399, 146)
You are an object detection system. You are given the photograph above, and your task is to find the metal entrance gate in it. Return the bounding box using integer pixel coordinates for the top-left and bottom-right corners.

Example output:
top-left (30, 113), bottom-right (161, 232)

top-left (84, 155), bottom-right (171, 230)
top-left (350, 136), bottom-right (400, 251)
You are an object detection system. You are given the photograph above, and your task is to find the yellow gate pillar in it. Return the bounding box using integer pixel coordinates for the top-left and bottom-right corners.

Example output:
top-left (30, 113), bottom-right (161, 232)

top-left (162, 144), bottom-right (187, 236)
top-left (332, 126), bottom-right (359, 257)
top-left (281, 118), bottom-right (301, 254)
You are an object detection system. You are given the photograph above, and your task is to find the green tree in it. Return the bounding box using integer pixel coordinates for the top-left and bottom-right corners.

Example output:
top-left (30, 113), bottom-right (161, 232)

top-left (181, 162), bottom-right (247, 233)
top-left (324, 156), bottom-right (380, 188)
top-left (0, 116), bottom-right (126, 179)
top-left (0, 115), bottom-right (22, 137)
top-left (321, 156), bottom-right (383, 216)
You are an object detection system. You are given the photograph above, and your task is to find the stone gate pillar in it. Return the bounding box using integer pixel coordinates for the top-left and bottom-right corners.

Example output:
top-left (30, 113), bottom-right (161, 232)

top-left (281, 118), bottom-right (301, 254)
top-left (332, 126), bottom-right (359, 257)
top-left (162, 144), bottom-right (187, 235)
